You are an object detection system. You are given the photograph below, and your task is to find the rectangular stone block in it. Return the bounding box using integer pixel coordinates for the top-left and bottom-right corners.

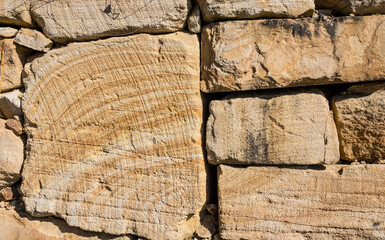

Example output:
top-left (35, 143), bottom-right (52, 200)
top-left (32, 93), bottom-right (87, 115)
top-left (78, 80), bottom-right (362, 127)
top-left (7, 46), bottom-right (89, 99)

top-left (201, 15), bottom-right (385, 93)
top-left (0, 0), bottom-right (34, 27)
top-left (206, 89), bottom-right (339, 165)
top-left (332, 82), bottom-right (385, 162)
top-left (218, 165), bottom-right (385, 240)
top-left (316, 0), bottom-right (385, 15)
top-left (21, 32), bottom-right (205, 240)
top-left (197, 0), bottom-right (314, 22)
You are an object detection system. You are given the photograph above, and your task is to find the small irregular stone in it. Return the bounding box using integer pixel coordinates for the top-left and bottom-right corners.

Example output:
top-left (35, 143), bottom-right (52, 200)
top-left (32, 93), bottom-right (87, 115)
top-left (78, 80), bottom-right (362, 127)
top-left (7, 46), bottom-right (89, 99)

top-left (218, 165), bottom-right (385, 239)
top-left (0, 119), bottom-right (24, 189)
top-left (332, 82), bottom-right (385, 162)
top-left (0, 186), bottom-right (19, 201)
top-left (188, 6), bottom-right (201, 33)
top-left (14, 28), bottom-right (53, 53)
top-left (6, 118), bottom-right (23, 135)
top-left (0, 0), bottom-right (34, 27)
top-left (201, 15), bottom-right (385, 93)
top-left (0, 89), bottom-right (23, 119)
top-left (0, 27), bottom-right (18, 38)
top-left (316, 0), bottom-right (385, 15)
top-left (30, 0), bottom-right (192, 43)
top-left (197, 0), bottom-right (314, 22)
top-left (207, 88), bottom-right (339, 165)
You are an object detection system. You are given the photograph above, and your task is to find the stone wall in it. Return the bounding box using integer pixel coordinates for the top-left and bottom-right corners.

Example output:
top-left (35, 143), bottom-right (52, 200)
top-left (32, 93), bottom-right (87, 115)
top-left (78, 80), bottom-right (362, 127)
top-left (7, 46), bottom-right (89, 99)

top-left (0, 0), bottom-right (384, 239)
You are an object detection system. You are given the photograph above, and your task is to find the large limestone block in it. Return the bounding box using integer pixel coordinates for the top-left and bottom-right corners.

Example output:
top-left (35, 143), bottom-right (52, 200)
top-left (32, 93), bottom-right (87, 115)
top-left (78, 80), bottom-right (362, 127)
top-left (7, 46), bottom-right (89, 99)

top-left (218, 165), bottom-right (385, 240)
top-left (0, 119), bottom-right (24, 189)
top-left (201, 15), bottom-right (385, 93)
top-left (30, 0), bottom-right (191, 43)
top-left (332, 82), bottom-right (385, 162)
top-left (316, 0), bottom-right (385, 15)
top-left (197, 0), bottom-right (314, 22)
top-left (0, 38), bottom-right (30, 92)
top-left (21, 32), bottom-right (205, 240)
top-left (0, 208), bottom-right (135, 240)
top-left (207, 89), bottom-right (339, 165)
top-left (0, 0), bottom-right (34, 27)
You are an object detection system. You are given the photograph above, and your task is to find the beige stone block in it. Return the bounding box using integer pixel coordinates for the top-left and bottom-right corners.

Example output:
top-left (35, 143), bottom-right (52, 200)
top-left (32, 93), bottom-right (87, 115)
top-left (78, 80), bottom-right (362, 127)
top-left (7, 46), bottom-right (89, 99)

top-left (201, 15), bottom-right (385, 93)
top-left (0, 119), bottom-right (24, 189)
top-left (0, 89), bottom-right (23, 119)
top-left (207, 89), bottom-right (339, 165)
top-left (21, 32), bottom-right (205, 240)
top-left (197, 0), bottom-right (314, 22)
top-left (188, 6), bottom-right (201, 34)
top-left (332, 82), bottom-right (385, 162)
top-left (14, 28), bottom-right (53, 52)
top-left (316, 0), bottom-right (385, 15)
top-left (218, 164), bottom-right (385, 240)
top-left (30, 0), bottom-right (192, 43)
top-left (0, 27), bottom-right (18, 38)
top-left (0, 0), bottom-right (34, 27)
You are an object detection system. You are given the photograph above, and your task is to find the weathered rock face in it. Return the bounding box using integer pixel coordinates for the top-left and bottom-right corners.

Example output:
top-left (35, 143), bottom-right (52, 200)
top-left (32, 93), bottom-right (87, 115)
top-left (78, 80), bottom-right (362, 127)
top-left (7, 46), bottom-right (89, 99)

top-left (0, 208), bottom-right (135, 240)
top-left (0, 27), bottom-right (18, 38)
top-left (21, 32), bottom-right (205, 240)
top-left (332, 82), bottom-right (385, 162)
top-left (218, 165), bottom-right (385, 240)
top-left (316, 0), bottom-right (385, 15)
top-left (207, 89), bottom-right (339, 165)
top-left (0, 119), bottom-right (24, 189)
top-left (0, 39), bottom-right (30, 92)
top-left (14, 28), bottom-right (53, 52)
top-left (0, 89), bottom-right (23, 119)
top-left (201, 15), bottom-right (385, 93)
top-left (0, 0), bottom-right (34, 27)
top-left (197, 0), bottom-right (314, 22)
top-left (188, 6), bottom-right (201, 34)
top-left (30, 0), bottom-right (191, 43)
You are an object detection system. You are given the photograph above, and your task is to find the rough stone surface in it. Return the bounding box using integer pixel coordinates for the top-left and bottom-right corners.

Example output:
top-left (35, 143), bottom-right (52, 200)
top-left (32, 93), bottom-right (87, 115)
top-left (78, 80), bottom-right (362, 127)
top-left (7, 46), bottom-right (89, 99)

top-left (21, 32), bottom-right (205, 240)
top-left (0, 119), bottom-right (24, 189)
top-left (0, 89), bottom-right (23, 119)
top-left (218, 164), bottom-right (385, 240)
top-left (0, 0), bottom-right (34, 27)
top-left (14, 28), bottom-right (53, 52)
top-left (0, 27), bottom-right (18, 38)
top-left (201, 15), bottom-right (385, 93)
top-left (188, 6), bottom-right (201, 34)
top-left (0, 186), bottom-right (19, 201)
top-left (6, 118), bottom-right (23, 135)
top-left (0, 38), bottom-right (30, 92)
top-left (30, 0), bottom-right (192, 43)
top-left (207, 89), bottom-right (339, 165)
top-left (332, 82), bottom-right (385, 162)
top-left (0, 208), bottom-right (135, 240)
top-left (316, 0), bottom-right (385, 15)
top-left (197, 0), bottom-right (314, 22)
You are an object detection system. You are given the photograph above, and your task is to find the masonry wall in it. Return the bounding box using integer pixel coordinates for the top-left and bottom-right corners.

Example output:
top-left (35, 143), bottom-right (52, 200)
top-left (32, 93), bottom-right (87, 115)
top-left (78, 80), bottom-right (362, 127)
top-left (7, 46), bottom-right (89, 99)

top-left (0, 1), bottom-right (384, 240)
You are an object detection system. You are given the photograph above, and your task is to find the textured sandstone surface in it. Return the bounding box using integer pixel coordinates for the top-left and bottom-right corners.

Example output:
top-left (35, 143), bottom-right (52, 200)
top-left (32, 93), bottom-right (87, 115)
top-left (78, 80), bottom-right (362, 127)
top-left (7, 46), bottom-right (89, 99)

top-left (201, 15), bottom-right (385, 93)
top-left (207, 89), bottom-right (339, 165)
top-left (21, 32), bottom-right (205, 240)
top-left (0, 27), bottom-right (18, 38)
top-left (0, 208), bottom-right (135, 240)
top-left (218, 165), bottom-right (385, 240)
top-left (332, 82), bottom-right (385, 162)
top-left (0, 38), bottom-right (30, 92)
top-left (188, 6), bottom-right (201, 34)
top-left (14, 28), bottom-right (53, 52)
top-left (0, 0), bottom-right (34, 27)
top-left (197, 0), bottom-right (314, 22)
top-left (30, 0), bottom-right (191, 43)
top-left (0, 119), bottom-right (24, 189)
top-left (0, 89), bottom-right (23, 119)
top-left (316, 0), bottom-right (385, 15)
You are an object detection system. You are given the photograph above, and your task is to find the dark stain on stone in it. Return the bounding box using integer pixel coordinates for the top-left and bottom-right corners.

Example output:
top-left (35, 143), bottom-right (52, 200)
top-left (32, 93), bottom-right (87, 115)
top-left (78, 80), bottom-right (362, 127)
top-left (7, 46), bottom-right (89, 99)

top-left (261, 19), bottom-right (313, 39)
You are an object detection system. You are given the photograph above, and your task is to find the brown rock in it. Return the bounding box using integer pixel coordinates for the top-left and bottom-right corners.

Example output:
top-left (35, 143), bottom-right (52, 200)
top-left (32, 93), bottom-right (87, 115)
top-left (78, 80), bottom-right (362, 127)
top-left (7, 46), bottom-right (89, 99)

top-left (207, 89), bottom-right (339, 165)
top-left (0, 119), bottom-right (24, 189)
top-left (6, 118), bottom-right (23, 135)
top-left (0, 89), bottom-right (23, 119)
top-left (0, 39), bottom-right (30, 92)
top-left (30, 0), bottom-right (192, 43)
top-left (218, 164), bottom-right (385, 239)
top-left (332, 82), bottom-right (385, 162)
top-left (316, 0), bottom-right (385, 15)
top-left (21, 32), bottom-right (205, 240)
top-left (0, 186), bottom-right (20, 201)
top-left (0, 27), bottom-right (18, 38)
top-left (0, 208), bottom-right (135, 240)
top-left (188, 6), bottom-right (202, 34)
top-left (0, 0), bottom-right (34, 27)
top-left (197, 0), bottom-right (314, 22)
top-left (201, 15), bottom-right (385, 93)
top-left (14, 28), bottom-right (53, 53)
